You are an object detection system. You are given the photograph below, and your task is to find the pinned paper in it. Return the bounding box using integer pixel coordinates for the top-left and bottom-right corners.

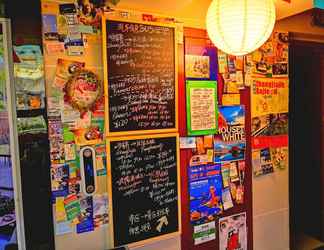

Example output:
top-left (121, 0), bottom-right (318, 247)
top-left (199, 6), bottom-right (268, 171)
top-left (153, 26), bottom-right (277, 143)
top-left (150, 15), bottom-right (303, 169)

top-left (55, 197), bottom-right (67, 222)
top-left (180, 137), bottom-right (196, 149)
top-left (222, 94), bottom-right (240, 106)
top-left (45, 42), bottom-right (65, 54)
top-left (222, 188), bottom-right (234, 210)
top-left (193, 222), bottom-right (216, 245)
top-left (56, 221), bottom-right (73, 235)
top-left (78, 25), bottom-right (94, 34)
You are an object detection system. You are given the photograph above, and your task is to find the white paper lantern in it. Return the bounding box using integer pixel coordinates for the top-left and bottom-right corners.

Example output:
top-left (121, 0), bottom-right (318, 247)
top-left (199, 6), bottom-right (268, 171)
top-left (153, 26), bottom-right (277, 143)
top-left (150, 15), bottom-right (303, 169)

top-left (206, 0), bottom-right (276, 56)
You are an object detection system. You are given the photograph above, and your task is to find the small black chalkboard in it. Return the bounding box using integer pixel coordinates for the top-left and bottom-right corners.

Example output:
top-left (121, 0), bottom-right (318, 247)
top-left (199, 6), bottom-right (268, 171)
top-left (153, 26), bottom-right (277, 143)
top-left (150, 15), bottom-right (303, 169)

top-left (108, 134), bottom-right (180, 247)
top-left (103, 18), bottom-right (177, 135)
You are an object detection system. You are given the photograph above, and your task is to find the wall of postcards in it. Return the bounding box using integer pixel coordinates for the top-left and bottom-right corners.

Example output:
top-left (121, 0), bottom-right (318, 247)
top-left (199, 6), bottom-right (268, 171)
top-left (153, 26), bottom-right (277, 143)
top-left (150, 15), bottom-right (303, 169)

top-left (41, 1), bottom-right (109, 236)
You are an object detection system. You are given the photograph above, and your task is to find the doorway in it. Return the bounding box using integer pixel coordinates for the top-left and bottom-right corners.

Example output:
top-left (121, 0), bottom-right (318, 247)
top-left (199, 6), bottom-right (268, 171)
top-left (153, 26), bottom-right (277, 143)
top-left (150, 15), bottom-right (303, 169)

top-left (290, 40), bottom-right (324, 250)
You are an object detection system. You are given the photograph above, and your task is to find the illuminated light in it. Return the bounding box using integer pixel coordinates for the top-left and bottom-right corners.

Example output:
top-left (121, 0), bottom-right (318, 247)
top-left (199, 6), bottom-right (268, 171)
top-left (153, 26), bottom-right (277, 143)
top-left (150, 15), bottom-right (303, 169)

top-left (206, 0), bottom-right (276, 56)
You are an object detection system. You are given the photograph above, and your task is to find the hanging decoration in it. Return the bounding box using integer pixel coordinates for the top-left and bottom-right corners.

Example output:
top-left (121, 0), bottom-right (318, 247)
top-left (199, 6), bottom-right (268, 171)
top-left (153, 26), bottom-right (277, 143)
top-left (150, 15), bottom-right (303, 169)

top-left (64, 69), bottom-right (102, 115)
top-left (206, 0), bottom-right (276, 56)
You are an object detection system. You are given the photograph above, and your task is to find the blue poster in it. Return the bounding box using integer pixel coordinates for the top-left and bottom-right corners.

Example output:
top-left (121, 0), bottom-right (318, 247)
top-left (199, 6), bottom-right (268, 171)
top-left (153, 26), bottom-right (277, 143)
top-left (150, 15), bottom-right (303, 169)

top-left (215, 105), bottom-right (246, 163)
top-left (189, 164), bottom-right (223, 225)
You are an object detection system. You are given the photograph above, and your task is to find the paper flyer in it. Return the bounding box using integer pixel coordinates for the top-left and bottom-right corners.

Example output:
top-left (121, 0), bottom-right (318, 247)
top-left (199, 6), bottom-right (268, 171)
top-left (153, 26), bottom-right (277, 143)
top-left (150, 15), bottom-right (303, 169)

top-left (64, 194), bottom-right (81, 221)
top-left (51, 164), bottom-right (69, 198)
top-left (222, 188), bottom-right (234, 211)
top-left (189, 164), bottom-right (223, 225)
top-left (219, 212), bottom-right (247, 250)
top-left (187, 81), bottom-right (218, 136)
top-left (180, 137), bottom-right (196, 149)
top-left (93, 193), bottom-right (109, 228)
top-left (270, 147), bottom-right (288, 170)
top-left (76, 196), bottom-right (94, 234)
top-left (252, 113), bottom-right (288, 137)
top-left (215, 106), bottom-right (246, 163)
top-left (251, 78), bottom-right (289, 118)
top-left (193, 221), bottom-right (216, 245)
top-left (252, 148), bottom-right (274, 177)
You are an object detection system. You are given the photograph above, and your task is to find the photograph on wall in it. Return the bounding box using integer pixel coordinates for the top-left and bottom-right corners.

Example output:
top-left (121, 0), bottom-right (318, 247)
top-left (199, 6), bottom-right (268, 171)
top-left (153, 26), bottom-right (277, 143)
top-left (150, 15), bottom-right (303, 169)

top-left (219, 212), bottom-right (247, 250)
top-left (189, 164), bottom-right (223, 225)
top-left (214, 141), bottom-right (245, 163)
top-left (185, 55), bottom-right (210, 79)
top-left (186, 81), bottom-right (218, 136)
top-left (251, 78), bottom-right (289, 118)
top-left (185, 36), bottom-right (218, 81)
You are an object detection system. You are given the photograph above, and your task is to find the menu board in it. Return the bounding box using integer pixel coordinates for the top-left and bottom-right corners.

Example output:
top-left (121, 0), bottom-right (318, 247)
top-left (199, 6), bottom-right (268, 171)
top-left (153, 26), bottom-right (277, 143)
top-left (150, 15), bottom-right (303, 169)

top-left (186, 80), bottom-right (218, 135)
top-left (103, 18), bottom-right (177, 136)
top-left (107, 134), bottom-right (180, 246)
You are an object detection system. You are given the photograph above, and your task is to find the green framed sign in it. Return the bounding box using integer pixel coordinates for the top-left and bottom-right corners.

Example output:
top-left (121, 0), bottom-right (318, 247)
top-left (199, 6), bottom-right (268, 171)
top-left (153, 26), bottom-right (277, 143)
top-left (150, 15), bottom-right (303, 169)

top-left (186, 80), bottom-right (218, 136)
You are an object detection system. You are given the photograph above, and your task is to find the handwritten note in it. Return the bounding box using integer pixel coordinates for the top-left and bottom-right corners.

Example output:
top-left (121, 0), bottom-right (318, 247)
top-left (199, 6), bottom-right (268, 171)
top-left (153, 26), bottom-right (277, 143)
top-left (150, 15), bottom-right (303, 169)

top-left (186, 81), bottom-right (218, 135)
top-left (109, 135), bottom-right (179, 246)
top-left (105, 20), bottom-right (176, 133)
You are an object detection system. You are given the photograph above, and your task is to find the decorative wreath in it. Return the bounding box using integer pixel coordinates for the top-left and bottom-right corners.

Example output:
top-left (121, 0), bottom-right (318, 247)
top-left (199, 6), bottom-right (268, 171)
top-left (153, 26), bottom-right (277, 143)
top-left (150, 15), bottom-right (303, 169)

top-left (64, 69), bottom-right (103, 115)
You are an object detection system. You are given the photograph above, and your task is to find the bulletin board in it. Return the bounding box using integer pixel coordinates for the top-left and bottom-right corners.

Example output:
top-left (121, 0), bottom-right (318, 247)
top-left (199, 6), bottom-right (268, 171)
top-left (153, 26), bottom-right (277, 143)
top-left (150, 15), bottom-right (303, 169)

top-left (179, 28), bottom-right (254, 250)
top-left (102, 16), bottom-right (179, 137)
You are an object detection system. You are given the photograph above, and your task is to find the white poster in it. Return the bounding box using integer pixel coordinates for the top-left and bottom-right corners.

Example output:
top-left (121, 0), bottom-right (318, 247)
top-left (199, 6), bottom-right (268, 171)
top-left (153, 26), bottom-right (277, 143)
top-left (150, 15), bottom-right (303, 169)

top-left (219, 212), bottom-right (247, 250)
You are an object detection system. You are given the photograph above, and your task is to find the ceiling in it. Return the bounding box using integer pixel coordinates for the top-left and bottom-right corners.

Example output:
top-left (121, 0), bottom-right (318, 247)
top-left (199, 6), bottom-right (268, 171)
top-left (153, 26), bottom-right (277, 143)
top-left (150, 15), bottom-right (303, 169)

top-left (116, 0), bottom-right (314, 28)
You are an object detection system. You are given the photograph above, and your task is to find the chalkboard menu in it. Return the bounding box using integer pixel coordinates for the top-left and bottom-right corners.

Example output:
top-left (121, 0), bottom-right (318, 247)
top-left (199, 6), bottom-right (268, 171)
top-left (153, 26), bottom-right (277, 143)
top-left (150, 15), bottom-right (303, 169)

top-left (108, 134), bottom-right (180, 246)
top-left (103, 19), bottom-right (177, 135)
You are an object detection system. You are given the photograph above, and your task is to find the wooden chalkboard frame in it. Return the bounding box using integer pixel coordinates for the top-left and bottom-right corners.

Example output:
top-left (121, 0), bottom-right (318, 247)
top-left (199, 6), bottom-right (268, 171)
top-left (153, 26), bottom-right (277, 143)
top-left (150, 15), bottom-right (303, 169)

top-left (102, 16), bottom-right (179, 137)
top-left (106, 133), bottom-right (182, 248)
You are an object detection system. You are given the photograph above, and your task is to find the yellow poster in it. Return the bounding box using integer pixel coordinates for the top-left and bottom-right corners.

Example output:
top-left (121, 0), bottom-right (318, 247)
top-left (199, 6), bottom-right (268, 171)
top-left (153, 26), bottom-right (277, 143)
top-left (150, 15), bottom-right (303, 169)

top-left (251, 78), bottom-right (288, 117)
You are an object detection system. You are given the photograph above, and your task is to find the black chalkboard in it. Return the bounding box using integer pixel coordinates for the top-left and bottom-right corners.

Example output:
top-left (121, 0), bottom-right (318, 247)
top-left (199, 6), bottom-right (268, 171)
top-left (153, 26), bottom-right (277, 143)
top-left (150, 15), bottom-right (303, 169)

top-left (105, 19), bottom-right (177, 134)
top-left (108, 135), bottom-right (180, 246)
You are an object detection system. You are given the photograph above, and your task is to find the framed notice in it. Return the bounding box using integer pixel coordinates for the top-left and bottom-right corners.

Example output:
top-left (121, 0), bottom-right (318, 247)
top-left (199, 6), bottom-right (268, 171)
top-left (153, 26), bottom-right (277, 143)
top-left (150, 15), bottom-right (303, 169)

top-left (102, 16), bottom-right (178, 137)
top-left (186, 81), bottom-right (218, 136)
top-left (107, 133), bottom-right (181, 247)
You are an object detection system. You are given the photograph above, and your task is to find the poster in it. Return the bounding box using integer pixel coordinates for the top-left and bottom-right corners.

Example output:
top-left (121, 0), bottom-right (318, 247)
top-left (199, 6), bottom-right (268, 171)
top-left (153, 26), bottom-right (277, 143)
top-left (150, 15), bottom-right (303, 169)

top-left (219, 213), bottom-right (247, 250)
top-left (252, 148), bottom-right (274, 177)
top-left (214, 106), bottom-right (246, 163)
top-left (189, 164), bottom-right (223, 225)
top-left (251, 78), bottom-right (289, 118)
top-left (186, 81), bottom-right (218, 136)
top-left (185, 55), bottom-right (210, 79)
top-left (252, 113), bottom-right (288, 137)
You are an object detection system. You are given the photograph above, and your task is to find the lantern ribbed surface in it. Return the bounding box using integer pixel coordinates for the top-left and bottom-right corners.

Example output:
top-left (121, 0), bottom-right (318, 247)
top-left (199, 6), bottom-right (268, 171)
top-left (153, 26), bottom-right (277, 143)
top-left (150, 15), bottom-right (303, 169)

top-left (206, 0), bottom-right (276, 56)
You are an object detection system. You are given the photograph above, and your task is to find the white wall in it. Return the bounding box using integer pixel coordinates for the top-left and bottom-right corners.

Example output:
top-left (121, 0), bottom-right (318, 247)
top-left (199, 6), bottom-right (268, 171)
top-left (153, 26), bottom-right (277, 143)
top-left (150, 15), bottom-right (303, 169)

top-left (253, 167), bottom-right (290, 250)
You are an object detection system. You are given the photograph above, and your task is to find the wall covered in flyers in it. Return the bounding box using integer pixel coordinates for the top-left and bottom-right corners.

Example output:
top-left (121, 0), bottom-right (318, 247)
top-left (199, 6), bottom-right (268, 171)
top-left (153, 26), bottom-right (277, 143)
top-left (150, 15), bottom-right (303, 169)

top-left (39, 1), bottom-right (289, 249)
top-left (180, 29), bottom-right (252, 250)
top-left (249, 32), bottom-right (289, 177)
top-left (181, 30), bottom-right (289, 250)
top-left (41, 0), bottom-right (109, 244)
